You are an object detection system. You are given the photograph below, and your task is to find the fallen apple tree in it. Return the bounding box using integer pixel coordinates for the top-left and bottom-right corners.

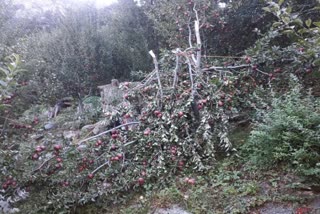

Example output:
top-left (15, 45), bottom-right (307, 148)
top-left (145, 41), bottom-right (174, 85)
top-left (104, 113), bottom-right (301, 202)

top-left (1, 4), bottom-right (275, 212)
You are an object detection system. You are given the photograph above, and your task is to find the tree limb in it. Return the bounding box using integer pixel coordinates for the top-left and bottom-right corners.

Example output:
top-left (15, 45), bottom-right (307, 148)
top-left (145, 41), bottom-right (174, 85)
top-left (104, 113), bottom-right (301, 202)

top-left (149, 50), bottom-right (163, 101)
top-left (76, 122), bottom-right (140, 144)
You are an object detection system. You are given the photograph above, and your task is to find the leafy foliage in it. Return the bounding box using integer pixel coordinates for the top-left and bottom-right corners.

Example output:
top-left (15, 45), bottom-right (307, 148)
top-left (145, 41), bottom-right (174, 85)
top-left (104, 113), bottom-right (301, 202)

top-left (0, 54), bottom-right (24, 109)
top-left (143, 0), bottom-right (273, 55)
top-left (0, 54), bottom-right (27, 213)
top-left (246, 0), bottom-right (320, 82)
top-left (243, 78), bottom-right (320, 183)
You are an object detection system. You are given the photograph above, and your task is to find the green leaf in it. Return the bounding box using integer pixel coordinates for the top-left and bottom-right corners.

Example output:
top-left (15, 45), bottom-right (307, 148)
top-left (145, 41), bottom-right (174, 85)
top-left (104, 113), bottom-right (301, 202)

top-left (306, 18), bottom-right (312, 28)
top-left (313, 58), bottom-right (320, 66)
top-left (286, 6), bottom-right (292, 14)
top-left (0, 80), bottom-right (8, 87)
top-left (298, 28), bottom-right (307, 34)
top-left (291, 18), bottom-right (303, 26)
top-left (279, 0), bottom-right (285, 6)
top-left (283, 17), bottom-right (290, 24)
top-left (313, 22), bottom-right (320, 27)
top-left (0, 67), bottom-right (9, 76)
top-left (7, 63), bottom-right (15, 72)
top-left (262, 7), bottom-right (271, 13)
top-left (282, 29), bottom-right (293, 34)
top-left (272, 22), bottom-right (282, 28)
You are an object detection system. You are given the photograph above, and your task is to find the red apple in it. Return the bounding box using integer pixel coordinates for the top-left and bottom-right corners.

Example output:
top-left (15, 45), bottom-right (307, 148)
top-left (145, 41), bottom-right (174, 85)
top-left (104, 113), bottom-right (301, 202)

top-left (178, 112), bottom-right (184, 118)
top-left (35, 146), bottom-right (42, 153)
top-left (154, 110), bottom-right (160, 115)
top-left (111, 134), bottom-right (118, 139)
top-left (218, 101), bottom-right (224, 107)
top-left (178, 161), bottom-right (184, 167)
top-left (144, 128), bottom-right (151, 136)
top-left (201, 99), bottom-right (207, 104)
top-left (245, 56), bottom-right (251, 64)
top-left (138, 177), bottom-right (144, 185)
top-left (188, 178), bottom-right (196, 185)
top-left (111, 144), bottom-right (117, 150)
top-left (54, 145), bottom-right (62, 151)
top-left (2, 184), bottom-right (8, 190)
top-left (274, 68), bottom-right (281, 73)
top-left (32, 153), bottom-right (39, 160)
top-left (55, 163), bottom-right (62, 169)
top-left (88, 174), bottom-right (94, 179)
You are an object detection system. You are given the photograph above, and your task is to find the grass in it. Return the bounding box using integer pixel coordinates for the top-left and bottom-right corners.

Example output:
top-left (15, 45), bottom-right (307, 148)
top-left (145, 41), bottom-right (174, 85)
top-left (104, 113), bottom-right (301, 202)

top-left (96, 155), bottom-right (315, 214)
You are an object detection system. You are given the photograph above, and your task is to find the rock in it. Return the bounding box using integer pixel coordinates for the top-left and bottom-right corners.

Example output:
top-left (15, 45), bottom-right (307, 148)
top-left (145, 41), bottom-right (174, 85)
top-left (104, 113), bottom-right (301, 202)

top-left (153, 205), bottom-right (191, 214)
top-left (81, 124), bottom-right (96, 132)
top-left (77, 144), bottom-right (87, 151)
top-left (92, 121), bottom-right (107, 135)
top-left (63, 130), bottom-right (80, 140)
top-left (30, 134), bottom-right (44, 141)
top-left (257, 203), bottom-right (294, 214)
top-left (44, 122), bottom-right (56, 130)
top-left (62, 120), bottom-right (81, 130)
top-left (309, 195), bottom-right (320, 210)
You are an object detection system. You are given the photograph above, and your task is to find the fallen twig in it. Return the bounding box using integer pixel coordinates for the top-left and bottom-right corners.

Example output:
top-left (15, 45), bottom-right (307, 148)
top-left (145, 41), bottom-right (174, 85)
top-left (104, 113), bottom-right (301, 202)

top-left (90, 140), bottom-right (137, 175)
top-left (202, 64), bottom-right (250, 72)
top-left (31, 156), bottom-right (55, 174)
top-left (76, 122), bottom-right (140, 144)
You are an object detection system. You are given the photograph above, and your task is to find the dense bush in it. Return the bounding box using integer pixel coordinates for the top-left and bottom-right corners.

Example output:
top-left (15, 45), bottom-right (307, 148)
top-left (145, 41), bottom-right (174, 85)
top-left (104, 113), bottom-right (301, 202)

top-left (243, 79), bottom-right (320, 183)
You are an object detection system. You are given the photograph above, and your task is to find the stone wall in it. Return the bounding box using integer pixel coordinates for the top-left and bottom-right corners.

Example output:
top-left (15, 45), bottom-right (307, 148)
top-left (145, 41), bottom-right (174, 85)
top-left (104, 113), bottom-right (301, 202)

top-left (98, 79), bottom-right (123, 114)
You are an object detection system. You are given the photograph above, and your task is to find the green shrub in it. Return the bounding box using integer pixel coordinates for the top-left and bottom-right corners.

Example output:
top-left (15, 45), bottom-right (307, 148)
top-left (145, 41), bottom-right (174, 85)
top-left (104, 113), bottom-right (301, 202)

top-left (243, 82), bottom-right (320, 183)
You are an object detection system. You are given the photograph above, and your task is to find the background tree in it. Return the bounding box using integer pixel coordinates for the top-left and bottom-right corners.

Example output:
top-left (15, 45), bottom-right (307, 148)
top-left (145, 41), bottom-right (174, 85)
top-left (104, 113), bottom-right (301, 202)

top-left (18, 0), bottom-right (156, 104)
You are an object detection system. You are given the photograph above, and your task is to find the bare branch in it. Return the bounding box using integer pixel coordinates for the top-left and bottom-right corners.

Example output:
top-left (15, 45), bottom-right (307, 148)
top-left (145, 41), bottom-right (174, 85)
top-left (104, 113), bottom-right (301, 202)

top-left (91, 161), bottom-right (110, 175)
top-left (76, 122), bottom-right (140, 144)
top-left (172, 48), bottom-right (180, 89)
top-left (149, 50), bottom-right (163, 100)
top-left (185, 57), bottom-right (195, 99)
top-left (31, 156), bottom-right (55, 174)
top-left (90, 140), bottom-right (137, 175)
top-left (194, 4), bottom-right (202, 74)
top-left (202, 64), bottom-right (251, 72)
